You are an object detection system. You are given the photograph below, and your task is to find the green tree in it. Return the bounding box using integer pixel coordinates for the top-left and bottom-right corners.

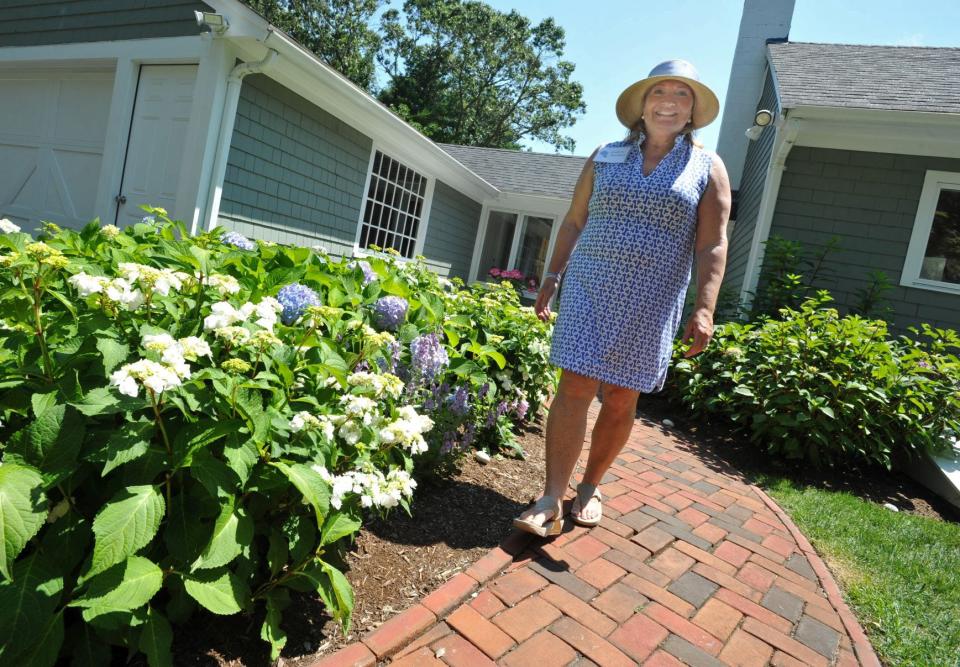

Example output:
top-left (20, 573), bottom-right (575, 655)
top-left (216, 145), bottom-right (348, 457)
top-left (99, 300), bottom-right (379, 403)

top-left (377, 0), bottom-right (586, 151)
top-left (245, 0), bottom-right (384, 90)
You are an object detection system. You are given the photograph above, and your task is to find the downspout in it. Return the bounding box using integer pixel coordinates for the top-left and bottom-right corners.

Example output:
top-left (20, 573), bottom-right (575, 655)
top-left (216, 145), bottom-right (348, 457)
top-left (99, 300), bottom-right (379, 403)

top-left (739, 114), bottom-right (802, 311)
top-left (199, 42), bottom-right (278, 233)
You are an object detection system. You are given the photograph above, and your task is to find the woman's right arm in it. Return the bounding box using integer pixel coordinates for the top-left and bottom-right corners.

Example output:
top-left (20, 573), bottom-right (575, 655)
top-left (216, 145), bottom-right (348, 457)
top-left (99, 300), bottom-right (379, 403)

top-left (535, 150), bottom-right (597, 320)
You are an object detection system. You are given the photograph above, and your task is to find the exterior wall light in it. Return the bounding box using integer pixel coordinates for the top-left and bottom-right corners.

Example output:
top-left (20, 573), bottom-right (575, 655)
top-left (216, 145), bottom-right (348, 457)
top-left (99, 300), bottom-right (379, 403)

top-left (745, 109), bottom-right (775, 140)
top-left (195, 11), bottom-right (230, 35)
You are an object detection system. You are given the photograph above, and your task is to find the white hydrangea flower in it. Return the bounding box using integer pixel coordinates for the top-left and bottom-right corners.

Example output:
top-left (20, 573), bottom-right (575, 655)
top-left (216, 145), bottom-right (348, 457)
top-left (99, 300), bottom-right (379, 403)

top-left (290, 411), bottom-right (321, 432)
top-left (0, 218), bottom-right (20, 233)
top-left (206, 273), bottom-right (241, 296)
top-left (204, 302), bottom-right (245, 330)
top-left (340, 395), bottom-right (378, 421)
top-left (178, 336), bottom-right (211, 360)
top-left (214, 326), bottom-right (251, 346)
top-left (110, 359), bottom-right (183, 397)
top-left (68, 273), bottom-right (108, 297)
top-left (104, 278), bottom-right (144, 311)
top-left (337, 420), bottom-right (363, 446)
top-left (100, 224), bottom-right (121, 238)
top-left (253, 297), bottom-right (283, 331)
top-left (347, 371), bottom-right (404, 399)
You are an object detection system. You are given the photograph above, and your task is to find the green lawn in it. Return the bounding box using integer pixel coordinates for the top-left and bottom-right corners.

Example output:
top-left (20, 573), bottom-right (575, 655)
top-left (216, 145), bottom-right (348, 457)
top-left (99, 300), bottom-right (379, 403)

top-left (757, 476), bottom-right (960, 667)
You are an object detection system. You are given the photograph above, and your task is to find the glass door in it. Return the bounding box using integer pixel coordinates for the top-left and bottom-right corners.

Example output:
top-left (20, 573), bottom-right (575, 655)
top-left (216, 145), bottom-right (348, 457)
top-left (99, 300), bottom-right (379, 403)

top-left (477, 210), bottom-right (518, 280)
top-left (515, 215), bottom-right (554, 294)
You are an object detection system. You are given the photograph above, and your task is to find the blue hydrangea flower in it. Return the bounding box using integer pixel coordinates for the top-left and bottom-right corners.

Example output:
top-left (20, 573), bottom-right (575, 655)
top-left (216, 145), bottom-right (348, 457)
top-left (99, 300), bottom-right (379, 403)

top-left (410, 333), bottom-right (449, 380)
top-left (373, 295), bottom-right (408, 331)
top-left (221, 231), bottom-right (256, 251)
top-left (277, 283), bottom-right (321, 324)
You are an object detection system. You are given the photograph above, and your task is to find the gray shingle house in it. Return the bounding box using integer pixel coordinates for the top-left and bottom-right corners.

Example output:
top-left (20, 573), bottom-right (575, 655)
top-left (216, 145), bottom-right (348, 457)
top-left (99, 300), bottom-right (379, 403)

top-left (717, 1), bottom-right (960, 332)
top-left (0, 0), bottom-right (583, 287)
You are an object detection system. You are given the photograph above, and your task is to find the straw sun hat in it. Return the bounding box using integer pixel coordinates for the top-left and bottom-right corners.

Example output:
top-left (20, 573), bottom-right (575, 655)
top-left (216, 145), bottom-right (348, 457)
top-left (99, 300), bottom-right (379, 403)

top-left (615, 59), bottom-right (720, 130)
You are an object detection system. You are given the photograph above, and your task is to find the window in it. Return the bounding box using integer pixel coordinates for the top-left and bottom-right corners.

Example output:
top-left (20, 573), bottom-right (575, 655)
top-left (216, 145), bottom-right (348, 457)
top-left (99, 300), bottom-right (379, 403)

top-left (475, 210), bottom-right (557, 294)
top-left (902, 171), bottom-right (960, 294)
top-left (358, 150), bottom-right (428, 258)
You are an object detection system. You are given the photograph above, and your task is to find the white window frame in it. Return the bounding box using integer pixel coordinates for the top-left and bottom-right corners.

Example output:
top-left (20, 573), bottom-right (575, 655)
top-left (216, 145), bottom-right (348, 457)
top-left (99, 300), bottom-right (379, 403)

top-left (353, 142), bottom-right (435, 260)
top-left (901, 170), bottom-right (960, 295)
top-left (470, 205), bottom-right (561, 298)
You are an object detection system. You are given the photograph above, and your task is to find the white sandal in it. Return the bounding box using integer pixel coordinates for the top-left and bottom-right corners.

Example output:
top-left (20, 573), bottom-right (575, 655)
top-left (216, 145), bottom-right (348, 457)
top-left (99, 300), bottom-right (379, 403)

top-left (570, 483), bottom-right (602, 527)
top-left (513, 496), bottom-right (564, 537)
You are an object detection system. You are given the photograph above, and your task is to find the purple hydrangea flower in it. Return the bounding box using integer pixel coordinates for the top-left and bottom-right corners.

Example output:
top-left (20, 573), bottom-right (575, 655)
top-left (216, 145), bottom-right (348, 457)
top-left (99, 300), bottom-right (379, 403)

top-left (478, 382), bottom-right (490, 400)
top-left (447, 385), bottom-right (470, 416)
top-left (356, 260), bottom-right (378, 286)
top-left (462, 422), bottom-right (476, 448)
top-left (410, 333), bottom-right (449, 380)
top-left (221, 231), bottom-right (256, 251)
top-left (277, 283), bottom-right (321, 324)
top-left (373, 296), bottom-right (408, 331)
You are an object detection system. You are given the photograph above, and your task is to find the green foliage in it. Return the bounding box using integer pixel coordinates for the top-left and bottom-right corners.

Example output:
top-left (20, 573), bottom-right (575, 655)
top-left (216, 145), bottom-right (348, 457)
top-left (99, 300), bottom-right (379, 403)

top-left (667, 292), bottom-right (960, 468)
top-left (378, 0), bottom-right (585, 150)
top-left (0, 212), bottom-right (556, 664)
top-left (749, 235), bottom-right (839, 320)
top-left (850, 270), bottom-right (895, 320)
top-left (245, 0), bottom-right (384, 90)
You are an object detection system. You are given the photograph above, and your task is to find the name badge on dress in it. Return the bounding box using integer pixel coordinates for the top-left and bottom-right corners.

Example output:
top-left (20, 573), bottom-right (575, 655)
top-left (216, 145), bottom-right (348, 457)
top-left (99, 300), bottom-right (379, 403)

top-left (594, 145), bottom-right (631, 163)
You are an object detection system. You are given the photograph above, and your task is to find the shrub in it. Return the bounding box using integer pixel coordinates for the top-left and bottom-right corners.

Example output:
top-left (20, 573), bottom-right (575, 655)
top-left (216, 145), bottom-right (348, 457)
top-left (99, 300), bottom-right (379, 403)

top-left (0, 212), bottom-right (556, 665)
top-left (667, 293), bottom-right (960, 468)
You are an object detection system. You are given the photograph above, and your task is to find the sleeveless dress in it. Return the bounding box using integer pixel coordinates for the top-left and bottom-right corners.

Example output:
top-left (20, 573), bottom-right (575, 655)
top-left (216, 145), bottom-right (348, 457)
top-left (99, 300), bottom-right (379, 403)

top-left (549, 134), bottom-right (713, 393)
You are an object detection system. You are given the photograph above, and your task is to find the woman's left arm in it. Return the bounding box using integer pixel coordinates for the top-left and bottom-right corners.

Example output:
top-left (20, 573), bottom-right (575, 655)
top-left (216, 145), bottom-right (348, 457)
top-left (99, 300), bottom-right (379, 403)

top-left (682, 155), bottom-right (732, 357)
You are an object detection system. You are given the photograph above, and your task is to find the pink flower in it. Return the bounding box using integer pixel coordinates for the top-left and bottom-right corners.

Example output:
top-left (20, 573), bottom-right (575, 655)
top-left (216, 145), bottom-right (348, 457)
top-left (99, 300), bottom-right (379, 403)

top-left (489, 268), bottom-right (501, 277)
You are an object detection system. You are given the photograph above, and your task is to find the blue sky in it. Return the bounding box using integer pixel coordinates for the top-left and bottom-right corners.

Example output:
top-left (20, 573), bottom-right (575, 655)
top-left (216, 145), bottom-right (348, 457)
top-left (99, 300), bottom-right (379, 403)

top-left (481, 0), bottom-right (960, 155)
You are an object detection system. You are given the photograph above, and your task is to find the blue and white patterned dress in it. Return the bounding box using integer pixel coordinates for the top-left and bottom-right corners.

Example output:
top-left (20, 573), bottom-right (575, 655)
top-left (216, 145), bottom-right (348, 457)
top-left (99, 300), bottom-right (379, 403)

top-left (550, 133), bottom-right (713, 392)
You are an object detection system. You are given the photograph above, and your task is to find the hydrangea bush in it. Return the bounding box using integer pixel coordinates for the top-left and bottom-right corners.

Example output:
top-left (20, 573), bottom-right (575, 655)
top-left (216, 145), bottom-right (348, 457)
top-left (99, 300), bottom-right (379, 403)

top-left (0, 213), bottom-right (556, 665)
top-left (664, 293), bottom-right (960, 468)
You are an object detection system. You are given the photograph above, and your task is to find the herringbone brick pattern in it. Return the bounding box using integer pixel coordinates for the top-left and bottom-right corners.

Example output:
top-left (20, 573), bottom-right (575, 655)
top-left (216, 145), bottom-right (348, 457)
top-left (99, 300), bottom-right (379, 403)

top-left (314, 401), bottom-right (881, 666)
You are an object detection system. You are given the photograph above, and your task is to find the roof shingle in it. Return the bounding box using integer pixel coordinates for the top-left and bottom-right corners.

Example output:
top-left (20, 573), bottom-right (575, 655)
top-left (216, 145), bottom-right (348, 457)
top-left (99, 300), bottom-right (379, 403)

top-left (438, 144), bottom-right (587, 199)
top-left (768, 42), bottom-right (960, 114)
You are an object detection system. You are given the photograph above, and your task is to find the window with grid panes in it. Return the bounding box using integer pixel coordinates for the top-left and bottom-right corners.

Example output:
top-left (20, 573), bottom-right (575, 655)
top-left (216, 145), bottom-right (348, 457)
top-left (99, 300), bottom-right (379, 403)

top-left (359, 151), bottom-right (428, 258)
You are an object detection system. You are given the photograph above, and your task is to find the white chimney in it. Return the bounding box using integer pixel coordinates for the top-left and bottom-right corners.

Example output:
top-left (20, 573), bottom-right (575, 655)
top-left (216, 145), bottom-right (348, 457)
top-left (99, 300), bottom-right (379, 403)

top-left (716, 0), bottom-right (795, 191)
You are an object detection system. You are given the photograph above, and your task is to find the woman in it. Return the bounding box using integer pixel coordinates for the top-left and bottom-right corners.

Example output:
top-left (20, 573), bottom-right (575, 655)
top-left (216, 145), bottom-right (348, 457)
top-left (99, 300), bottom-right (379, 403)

top-left (514, 60), bottom-right (731, 536)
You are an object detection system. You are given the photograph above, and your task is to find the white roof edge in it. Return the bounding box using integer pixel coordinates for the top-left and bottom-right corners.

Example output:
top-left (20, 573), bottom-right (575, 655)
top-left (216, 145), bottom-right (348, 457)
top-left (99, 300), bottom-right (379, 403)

top-left (208, 0), bottom-right (499, 202)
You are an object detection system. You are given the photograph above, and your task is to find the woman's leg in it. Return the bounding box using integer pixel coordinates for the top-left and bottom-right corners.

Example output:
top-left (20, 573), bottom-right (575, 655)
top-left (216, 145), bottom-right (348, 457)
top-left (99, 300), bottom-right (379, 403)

top-left (517, 369), bottom-right (599, 525)
top-left (573, 383), bottom-right (640, 522)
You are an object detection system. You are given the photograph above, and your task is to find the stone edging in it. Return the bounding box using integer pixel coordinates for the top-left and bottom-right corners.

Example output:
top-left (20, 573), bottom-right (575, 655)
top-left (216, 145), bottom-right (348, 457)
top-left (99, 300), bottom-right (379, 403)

top-left (750, 484), bottom-right (883, 667)
top-left (308, 530), bottom-right (533, 666)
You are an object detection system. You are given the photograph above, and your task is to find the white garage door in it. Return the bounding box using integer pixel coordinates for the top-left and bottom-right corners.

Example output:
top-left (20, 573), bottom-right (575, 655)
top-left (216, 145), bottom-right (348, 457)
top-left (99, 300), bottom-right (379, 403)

top-left (0, 69), bottom-right (114, 230)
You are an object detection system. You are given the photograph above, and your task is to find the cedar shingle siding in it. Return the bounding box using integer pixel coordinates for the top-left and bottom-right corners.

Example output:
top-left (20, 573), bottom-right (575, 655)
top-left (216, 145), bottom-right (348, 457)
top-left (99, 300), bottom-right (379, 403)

top-left (421, 181), bottom-right (483, 279)
top-left (218, 74), bottom-right (372, 256)
top-left (0, 0), bottom-right (210, 46)
top-left (721, 68), bottom-right (781, 302)
top-left (767, 147), bottom-right (960, 332)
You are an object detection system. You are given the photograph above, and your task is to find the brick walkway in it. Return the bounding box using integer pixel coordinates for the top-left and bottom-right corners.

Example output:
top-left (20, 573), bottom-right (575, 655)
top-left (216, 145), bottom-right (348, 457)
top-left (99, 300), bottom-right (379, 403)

top-left (314, 401), bottom-right (882, 667)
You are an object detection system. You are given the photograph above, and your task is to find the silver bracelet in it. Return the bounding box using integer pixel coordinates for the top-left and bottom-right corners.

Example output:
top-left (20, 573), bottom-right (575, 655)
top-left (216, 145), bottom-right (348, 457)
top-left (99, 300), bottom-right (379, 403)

top-left (544, 271), bottom-right (561, 282)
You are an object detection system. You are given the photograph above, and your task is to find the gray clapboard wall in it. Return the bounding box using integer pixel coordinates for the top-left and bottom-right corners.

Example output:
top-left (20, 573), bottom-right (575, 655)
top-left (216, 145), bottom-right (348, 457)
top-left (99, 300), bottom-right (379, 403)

top-left (721, 68), bottom-right (781, 305)
top-left (217, 74), bottom-right (373, 257)
top-left (421, 181), bottom-right (482, 279)
top-left (768, 147), bottom-right (960, 332)
top-left (0, 0), bottom-right (210, 46)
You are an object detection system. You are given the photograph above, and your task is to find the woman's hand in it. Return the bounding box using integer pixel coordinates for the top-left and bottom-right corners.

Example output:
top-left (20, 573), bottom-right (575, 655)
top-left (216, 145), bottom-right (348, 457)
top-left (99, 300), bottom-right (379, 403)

top-left (535, 277), bottom-right (559, 321)
top-left (681, 307), bottom-right (714, 356)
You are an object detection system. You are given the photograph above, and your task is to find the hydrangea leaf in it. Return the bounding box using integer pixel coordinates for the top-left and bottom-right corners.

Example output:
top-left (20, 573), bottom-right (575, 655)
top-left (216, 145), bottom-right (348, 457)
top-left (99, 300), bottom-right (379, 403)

top-left (90, 485), bottom-right (165, 576)
top-left (191, 502), bottom-right (252, 571)
top-left (183, 568), bottom-right (249, 615)
top-left (0, 462), bottom-right (47, 580)
top-left (70, 556), bottom-right (162, 611)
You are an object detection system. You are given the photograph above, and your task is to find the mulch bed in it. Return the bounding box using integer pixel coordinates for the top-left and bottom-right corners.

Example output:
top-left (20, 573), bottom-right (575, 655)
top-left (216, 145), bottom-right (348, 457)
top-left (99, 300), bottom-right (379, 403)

top-left (173, 396), bottom-right (957, 666)
top-left (172, 418), bottom-right (547, 666)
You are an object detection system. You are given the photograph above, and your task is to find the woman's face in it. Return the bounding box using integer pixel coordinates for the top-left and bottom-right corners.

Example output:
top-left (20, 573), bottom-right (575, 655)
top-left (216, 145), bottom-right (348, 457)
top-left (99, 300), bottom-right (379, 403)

top-left (642, 79), bottom-right (695, 136)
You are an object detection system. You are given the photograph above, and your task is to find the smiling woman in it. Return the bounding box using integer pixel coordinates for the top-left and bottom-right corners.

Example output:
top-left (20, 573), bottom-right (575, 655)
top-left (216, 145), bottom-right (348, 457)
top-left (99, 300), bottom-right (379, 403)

top-left (514, 59), bottom-right (732, 536)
